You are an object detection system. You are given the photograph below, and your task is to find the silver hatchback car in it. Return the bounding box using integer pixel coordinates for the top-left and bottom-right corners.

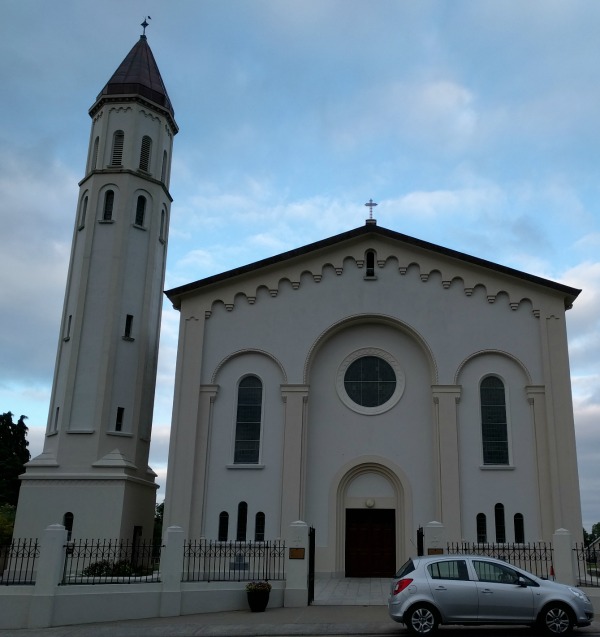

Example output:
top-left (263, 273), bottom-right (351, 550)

top-left (388, 555), bottom-right (593, 635)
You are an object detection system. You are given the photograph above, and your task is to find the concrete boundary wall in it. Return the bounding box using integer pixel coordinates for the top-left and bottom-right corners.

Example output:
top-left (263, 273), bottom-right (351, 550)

top-left (0, 523), bottom-right (306, 630)
top-left (2, 521), bottom-right (598, 629)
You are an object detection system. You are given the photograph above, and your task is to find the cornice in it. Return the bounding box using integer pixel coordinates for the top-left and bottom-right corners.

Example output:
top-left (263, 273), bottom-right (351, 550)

top-left (78, 168), bottom-right (173, 202)
top-left (198, 256), bottom-right (550, 319)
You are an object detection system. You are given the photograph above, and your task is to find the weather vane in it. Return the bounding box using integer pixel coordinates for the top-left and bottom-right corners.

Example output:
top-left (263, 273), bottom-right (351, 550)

top-left (141, 16), bottom-right (152, 36)
top-left (364, 198), bottom-right (378, 220)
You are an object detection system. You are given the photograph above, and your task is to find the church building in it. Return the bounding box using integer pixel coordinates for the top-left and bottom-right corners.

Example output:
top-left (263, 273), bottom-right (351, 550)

top-left (12, 33), bottom-right (584, 580)
top-left (163, 218), bottom-right (583, 577)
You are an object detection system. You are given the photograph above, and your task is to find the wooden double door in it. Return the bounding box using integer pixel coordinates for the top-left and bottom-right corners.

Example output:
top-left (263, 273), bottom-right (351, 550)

top-left (345, 508), bottom-right (396, 577)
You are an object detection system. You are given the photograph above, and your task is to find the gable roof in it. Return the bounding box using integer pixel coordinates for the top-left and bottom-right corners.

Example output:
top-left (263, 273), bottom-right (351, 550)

top-left (165, 221), bottom-right (581, 310)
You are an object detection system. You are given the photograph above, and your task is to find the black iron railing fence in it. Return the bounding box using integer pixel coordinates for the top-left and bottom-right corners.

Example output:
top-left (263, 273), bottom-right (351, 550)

top-left (182, 539), bottom-right (286, 582)
top-left (61, 539), bottom-right (162, 584)
top-left (447, 542), bottom-right (554, 579)
top-left (574, 544), bottom-right (600, 587)
top-left (0, 539), bottom-right (39, 585)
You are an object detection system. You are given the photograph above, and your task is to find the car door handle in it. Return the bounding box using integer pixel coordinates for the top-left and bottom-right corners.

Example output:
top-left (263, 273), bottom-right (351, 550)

top-left (481, 588), bottom-right (493, 594)
top-left (434, 586), bottom-right (447, 591)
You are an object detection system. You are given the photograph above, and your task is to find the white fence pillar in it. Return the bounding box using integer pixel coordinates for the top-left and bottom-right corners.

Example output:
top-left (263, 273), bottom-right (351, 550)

top-left (424, 521), bottom-right (447, 556)
top-left (28, 524), bottom-right (68, 628)
top-left (159, 525), bottom-right (184, 617)
top-left (284, 520), bottom-right (309, 607)
top-left (553, 528), bottom-right (576, 586)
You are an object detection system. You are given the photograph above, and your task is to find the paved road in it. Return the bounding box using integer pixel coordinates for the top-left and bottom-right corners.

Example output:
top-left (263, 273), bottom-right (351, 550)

top-left (0, 605), bottom-right (598, 637)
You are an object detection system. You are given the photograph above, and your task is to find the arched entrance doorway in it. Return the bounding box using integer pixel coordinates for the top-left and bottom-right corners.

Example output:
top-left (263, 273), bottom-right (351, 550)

top-left (338, 463), bottom-right (403, 577)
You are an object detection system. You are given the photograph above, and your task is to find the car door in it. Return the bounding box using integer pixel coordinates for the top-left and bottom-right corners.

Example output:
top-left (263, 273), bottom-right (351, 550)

top-left (426, 559), bottom-right (479, 622)
top-left (472, 559), bottom-right (535, 622)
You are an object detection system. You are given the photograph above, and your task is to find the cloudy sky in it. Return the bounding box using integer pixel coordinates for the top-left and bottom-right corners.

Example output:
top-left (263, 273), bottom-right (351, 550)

top-left (1, 1), bottom-right (599, 532)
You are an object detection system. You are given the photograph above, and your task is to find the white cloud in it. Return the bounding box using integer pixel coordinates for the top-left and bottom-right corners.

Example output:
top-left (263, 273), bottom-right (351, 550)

top-left (0, 145), bottom-right (75, 382)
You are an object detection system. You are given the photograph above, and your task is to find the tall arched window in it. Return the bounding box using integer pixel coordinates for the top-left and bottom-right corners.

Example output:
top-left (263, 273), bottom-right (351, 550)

top-left (236, 502), bottom-right (248, 541)
top-left (111, 130), bottom-right (124, 166)
top-left (139, 135), bottom-right (152, 171)
top-left (103, 190), bottom-right (115, 221)
top-left (255, 512), bottom-right (265, 542)
top-left (495, 503), bottom-right (506, 543)
top-left (135, 196), bottom-right (146, 226)
top-left (234, 376), bottom-right (262, 464)
top-left (218, 511), bottom-right (229, 541)
top-left (365, 250), bottom-right (376, 277)
top-left (514, 513), bottom-right (525, 543)
top-left (476, 513), bottom-right (487, 543)
top-left (480, 376), bottom-right (509, 465)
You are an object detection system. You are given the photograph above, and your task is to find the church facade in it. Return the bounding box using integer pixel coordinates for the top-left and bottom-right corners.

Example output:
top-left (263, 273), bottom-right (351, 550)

top-left (163, 221), bottom-right (583, 577)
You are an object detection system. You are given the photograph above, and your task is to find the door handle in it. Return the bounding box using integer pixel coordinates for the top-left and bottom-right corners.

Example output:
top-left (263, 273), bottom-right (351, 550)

top-left (481, 589), bottom-right (493, 594)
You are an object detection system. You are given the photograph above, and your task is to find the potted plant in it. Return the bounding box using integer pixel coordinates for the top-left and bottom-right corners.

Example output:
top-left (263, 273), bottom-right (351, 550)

top-left (246, 580), bottom-right (271, 612)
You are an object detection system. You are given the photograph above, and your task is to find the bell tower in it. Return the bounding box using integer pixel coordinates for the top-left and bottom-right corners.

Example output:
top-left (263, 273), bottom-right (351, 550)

top-left (13, 32), bottom-right (178, 540)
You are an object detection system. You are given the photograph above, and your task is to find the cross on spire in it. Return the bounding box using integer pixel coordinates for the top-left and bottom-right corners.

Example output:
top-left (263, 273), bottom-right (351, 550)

top-left (364, 198), bottom-right (378, 220)
top-left (141, 16), bottom-right (151, 36)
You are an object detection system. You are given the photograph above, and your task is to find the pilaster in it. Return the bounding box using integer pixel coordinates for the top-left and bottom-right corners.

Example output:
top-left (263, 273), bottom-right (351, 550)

top-left (279, 385), bottom-right (310, 534)
top-left (431, 385), bottom-right (462, 541)
top-left (526, 385), bottom-right (555, 541)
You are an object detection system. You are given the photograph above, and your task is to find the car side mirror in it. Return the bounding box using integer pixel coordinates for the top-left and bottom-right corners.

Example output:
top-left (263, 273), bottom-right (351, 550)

top-left (517, 576), bottom-right (528, 587)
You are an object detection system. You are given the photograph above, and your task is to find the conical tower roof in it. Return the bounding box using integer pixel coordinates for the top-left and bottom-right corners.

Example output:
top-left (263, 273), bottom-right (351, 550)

top-left (91, 35), bottom-right (177, 129)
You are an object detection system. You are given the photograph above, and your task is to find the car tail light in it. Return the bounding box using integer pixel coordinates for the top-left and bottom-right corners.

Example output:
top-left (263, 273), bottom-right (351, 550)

top-left (393, 578), bottom-right (413, 595)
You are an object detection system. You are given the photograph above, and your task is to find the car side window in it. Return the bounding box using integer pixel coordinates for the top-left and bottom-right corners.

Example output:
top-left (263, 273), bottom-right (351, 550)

top-left (473, 560), bottom-right (519, 584)
top-left (428, 559), bottom-right (469, 581)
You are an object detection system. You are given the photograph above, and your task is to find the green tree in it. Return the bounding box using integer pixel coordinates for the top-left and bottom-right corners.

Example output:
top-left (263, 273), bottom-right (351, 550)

top-left (153, 501), bottom-right (164, 544)
top-left (583, 523), bottom-right (600, 547)
top-left (0, 504), bottom-right (16, 544)
top-left (0, 412), bottom-right (30, 506)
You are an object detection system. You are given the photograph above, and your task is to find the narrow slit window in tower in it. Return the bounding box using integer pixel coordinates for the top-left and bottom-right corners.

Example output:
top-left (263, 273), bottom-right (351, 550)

top-left (124, 314), bottom-right (134, 339)
top-left (64, 314), bottom-right (72, 341)
top-left (115, 407), bottom-right (125, 432)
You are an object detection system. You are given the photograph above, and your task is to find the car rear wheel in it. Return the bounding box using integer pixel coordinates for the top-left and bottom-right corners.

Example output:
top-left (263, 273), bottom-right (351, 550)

top-left (405, 603), bottom-right (439, 635)
top-left (538, 603), bottom-right (574, 635)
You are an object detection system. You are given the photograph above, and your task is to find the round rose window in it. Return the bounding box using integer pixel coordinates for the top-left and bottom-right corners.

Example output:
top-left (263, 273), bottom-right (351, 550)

top-left (336, 348), bottom-right (406, 415)
top-left (344, 356), bottom-right (396, 407)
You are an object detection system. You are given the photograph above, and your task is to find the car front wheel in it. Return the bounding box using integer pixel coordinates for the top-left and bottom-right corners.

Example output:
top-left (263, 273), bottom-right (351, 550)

top-left (538, 603), bottom-right (574, 635)
top-left (405, 603), bottom-right (439, 635)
